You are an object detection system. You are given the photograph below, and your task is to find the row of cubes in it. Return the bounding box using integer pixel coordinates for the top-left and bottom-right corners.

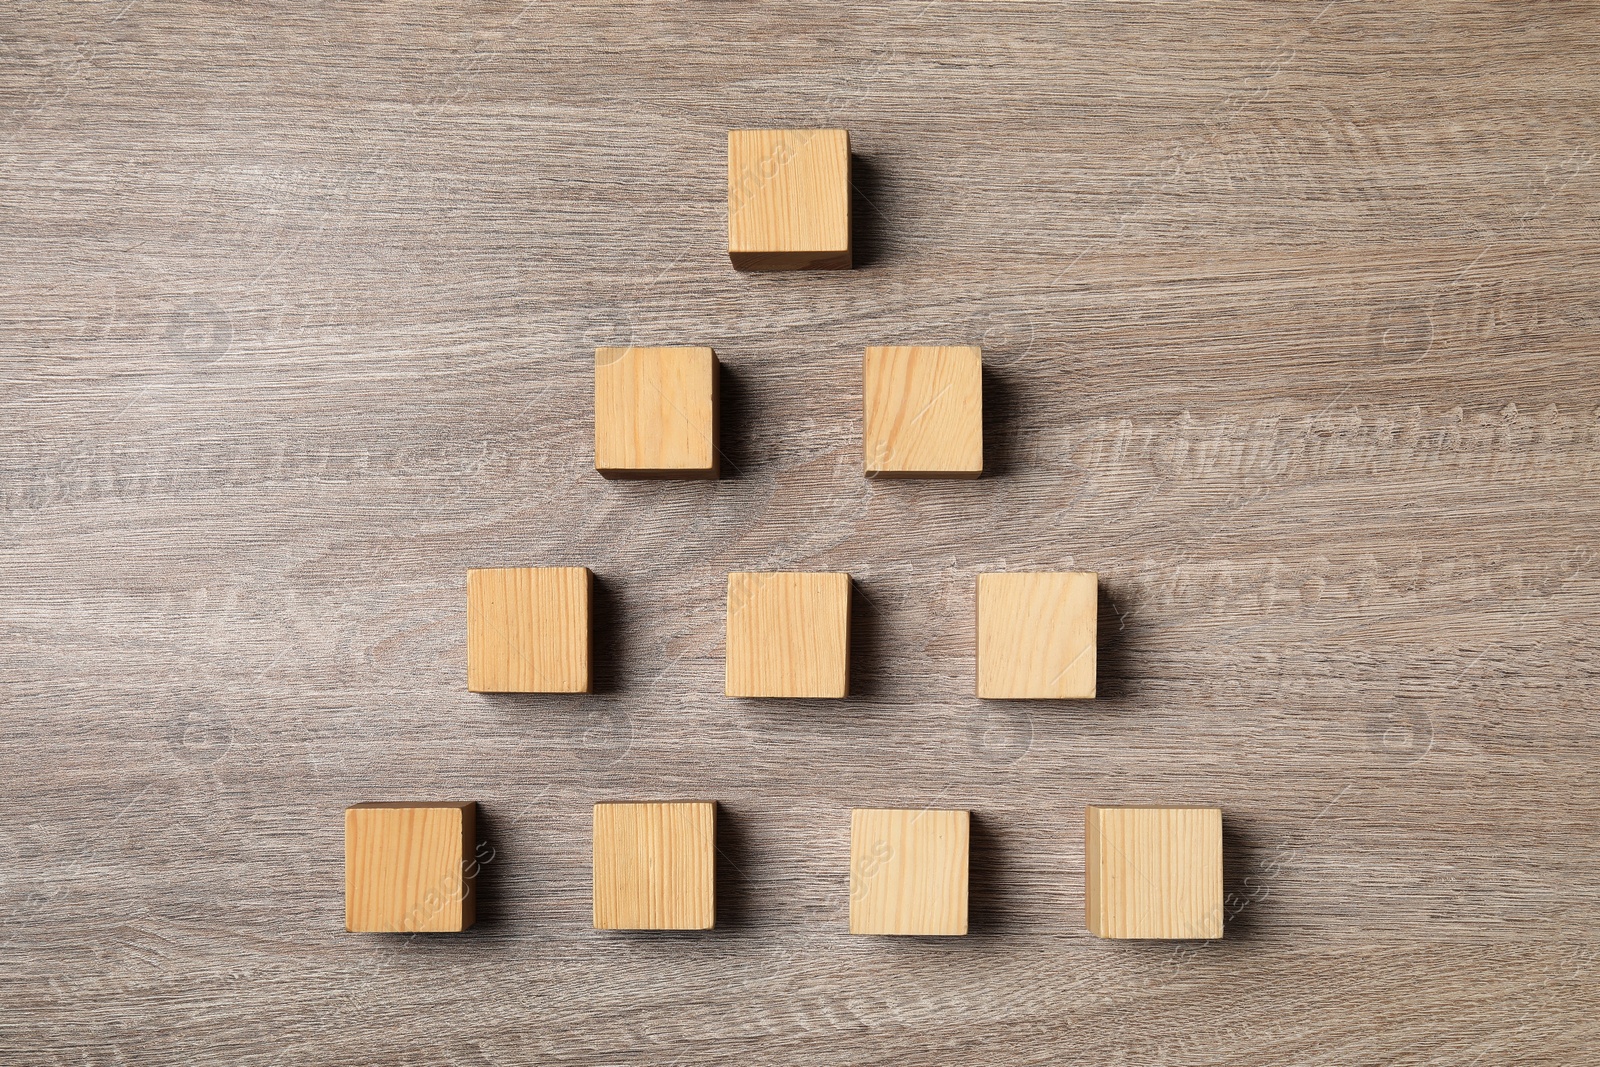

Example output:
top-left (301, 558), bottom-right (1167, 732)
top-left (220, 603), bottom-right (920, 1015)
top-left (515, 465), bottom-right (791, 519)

top-left (597, 345), bottom-right (985, 479)
top-left (346, 802), bottom-right (1223, 939)
top-left (467, 568), bottom-right (1098, 699)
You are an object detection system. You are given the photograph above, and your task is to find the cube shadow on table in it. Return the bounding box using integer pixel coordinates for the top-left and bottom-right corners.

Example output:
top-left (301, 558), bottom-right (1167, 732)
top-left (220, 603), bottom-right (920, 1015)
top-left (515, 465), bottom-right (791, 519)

top-left (725, 571), bottom-right (851, 698)
top-left (849, 808), bottom-right (970, 936)
top-left (466, 566), bottom-right (591, 693)
top-left (728, 128), bottom-right (851, 271)
top-left (594, 346), bottom-right (719, 479)
top-left (345, 802), bottom-right (477, 933)
top-left (593, 801), bottom-right (716, 930)
top-left (863, 345), bottom-right (983, 478)
top-left (1085, 805), bottom-right (1223, 939)
top-left (977, 571), bottom-right (1097, 699)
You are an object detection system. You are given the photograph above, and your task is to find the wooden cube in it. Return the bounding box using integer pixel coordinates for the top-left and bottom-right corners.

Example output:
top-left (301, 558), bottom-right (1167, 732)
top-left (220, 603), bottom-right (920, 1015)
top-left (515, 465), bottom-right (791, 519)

top-left (466, 566), bottom-right (590, 693)
top-left (345, 802), bottom-right (477, 933)
top-left (863, 345), bottom-right (983, 478)
top-left (594, 346), bottom-right (719, 478)
top-left (593, 801), bottom-right (716, 930)
top-left (977, 572), bottom-right (1097, 699)
top-left (1085, 806), bottom-right (1223, 939)
top-left (849, 808), bottom-right (969, 936)
top-left (725, 571), bottom-right (850, 698)
top-left (728, 129), bottom-right (851, 271)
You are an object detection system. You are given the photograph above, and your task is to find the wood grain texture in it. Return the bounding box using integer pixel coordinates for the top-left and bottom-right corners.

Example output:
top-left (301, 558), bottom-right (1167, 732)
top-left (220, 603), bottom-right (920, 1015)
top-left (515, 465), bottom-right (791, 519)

top-left (725, 571), bottom-right (851, 697)
top-left (592, 801), bottom-right (716, 931)
top-left (1085, 805), bottom-right (1223, 940)
top-left (863, 345), bottom-right (983, 477)
top-left (728, 129), bottom-right (851, 270)
top-left (345, 802), bottom-right (476, 933)
top-left (594, 346), bottom-right (719, 478)
top-left (466, 566), bottom-right (591, 693)
top-left (4, 1), bottom-right (1599, 1063)
top-left (978, 571), bottom-right (1098, 698)
top-left (849, 808), bottom-right (969, 936)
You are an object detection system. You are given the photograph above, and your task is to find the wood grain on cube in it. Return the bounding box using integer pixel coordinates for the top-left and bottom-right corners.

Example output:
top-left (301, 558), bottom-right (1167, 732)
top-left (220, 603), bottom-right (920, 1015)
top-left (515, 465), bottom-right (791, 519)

top-left (728, 129), bottom-right (851, 271)
top-left (863, 345), bottom-right (983, 478)
top-left (725, 571), bottom-right (850, 697)
top-left (345, 802), bottom-right (476, 933)
top-left (466, 566), bottom-right (591, 693)
top-left (1085, 806), bottom-right (1223, 939)
top-left (977, 572), bottom-right (1097, 699)
top-left (594, 346), bottom-right (718, 478)
top-left (593, 801), bottom-right (716, 930)
top-left (849, 808), bottom-right (969, 936)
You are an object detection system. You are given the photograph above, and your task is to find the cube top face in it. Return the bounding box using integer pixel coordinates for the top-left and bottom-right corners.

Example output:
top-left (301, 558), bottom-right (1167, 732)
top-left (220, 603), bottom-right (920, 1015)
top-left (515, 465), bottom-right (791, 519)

top-left (863, 345), bottom-right (983, 478)
top-left (728, 129), bottom-right (851, 271)
top-left (345, 802), bottom-right (476, 933)
top-left (594, 347), bottom-right (718, 478)
top-left (466, 567), bottom-right (591, 693)
top-left (849, 808), bottom-right (969, 936)
top-left (1085, 806), bottom-right (1223, 939)
top-left (725, 571), bottom-right (850, 698)
top-left (977, 571), bottom-right (1097, 699)
top-left (593, 801), bottom-right (716, 930)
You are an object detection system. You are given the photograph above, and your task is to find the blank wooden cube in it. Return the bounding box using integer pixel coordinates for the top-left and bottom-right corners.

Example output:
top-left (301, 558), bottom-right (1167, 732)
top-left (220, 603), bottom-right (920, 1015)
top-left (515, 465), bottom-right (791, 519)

top-left (593, 801), bottom-right (716, 930)
top-left (863, 345), bottom-right (983, 478)
top-left (594, 346), bottom-right (719, 478)
top-left (849, 808), bottom-right (969, 936)
top-left (1085, 806), bottom-right (1223, 939)
top-left (977, 571), bottom-right (1097, 699)
top-left (728, 129), bottom-right (851, 271)
top-left (466, 566), bottom-right (590, 693)
top-left (345, 802), bottom-right (477, 933)
top-left (725, 571), bottom-right (850, 698)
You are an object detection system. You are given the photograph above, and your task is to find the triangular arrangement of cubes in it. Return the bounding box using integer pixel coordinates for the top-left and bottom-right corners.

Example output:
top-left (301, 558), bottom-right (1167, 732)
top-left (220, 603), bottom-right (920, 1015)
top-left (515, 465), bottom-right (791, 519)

top-left (343, 130), bottom-right (1224, 944)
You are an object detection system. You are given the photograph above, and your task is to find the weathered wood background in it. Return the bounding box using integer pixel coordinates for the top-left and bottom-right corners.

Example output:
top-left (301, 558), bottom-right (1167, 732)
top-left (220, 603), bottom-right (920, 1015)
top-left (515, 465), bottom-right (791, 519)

top-left (4, 2), bottom-right (1598, 1063)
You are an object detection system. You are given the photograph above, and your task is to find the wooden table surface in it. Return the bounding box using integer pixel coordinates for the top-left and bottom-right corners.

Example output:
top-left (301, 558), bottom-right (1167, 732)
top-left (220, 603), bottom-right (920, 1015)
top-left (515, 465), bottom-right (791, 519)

top-left (5, 3), bottom-right (1598, 1063)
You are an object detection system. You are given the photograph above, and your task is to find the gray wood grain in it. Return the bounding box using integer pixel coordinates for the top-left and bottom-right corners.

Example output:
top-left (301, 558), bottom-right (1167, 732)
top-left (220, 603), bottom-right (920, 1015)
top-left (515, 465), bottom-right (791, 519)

top-left (3, 1), bottom-right (1598, 1063)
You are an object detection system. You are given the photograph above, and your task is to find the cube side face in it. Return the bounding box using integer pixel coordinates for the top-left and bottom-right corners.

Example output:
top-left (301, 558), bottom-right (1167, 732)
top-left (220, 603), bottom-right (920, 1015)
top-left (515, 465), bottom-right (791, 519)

top-left (977, 572), bottom-right (1097, 699)
top-left (1085, 806), bottom-right (1223, 939)
top-left (466, 567), bottom-right (591, 693)
top-left (345, 803), bottom-right (475, 933)
top-left (728, 129), bottom-right (851, 271)
top-left (593, 802), bottom-right (716, 930)
top-left (849, 808), bottom-right (969, 936)
top-left (595, 347), bottom-right (718, 478)
top-left (725, 572), bottom-right (851, 697)
top-left (863, 346), bottom-right (983, 478)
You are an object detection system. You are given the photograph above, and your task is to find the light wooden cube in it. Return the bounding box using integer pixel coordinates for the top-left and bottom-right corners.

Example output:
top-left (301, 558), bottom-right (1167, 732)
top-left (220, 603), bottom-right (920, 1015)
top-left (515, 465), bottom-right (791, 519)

top-left (977, 572), bottom-right (1097, 699)
top-left (466, 566), bottom-right (591, 693)
top-left (725, 571), bottom-right (850, 698)
top-left (1085, 806), bottom-right (1223, 939)
top-left (849, 808), bottom-right (969, 936)
top-left (863, 345), bottom-right (983, 478)
top-left (345, 802), bottom-right (477, 933)
top-left (594, 346), bottom-right (719, 478)
top-left (728, 129), bottom-right (851, 271)
top-left (593, 801), bottom-right (716, 930)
